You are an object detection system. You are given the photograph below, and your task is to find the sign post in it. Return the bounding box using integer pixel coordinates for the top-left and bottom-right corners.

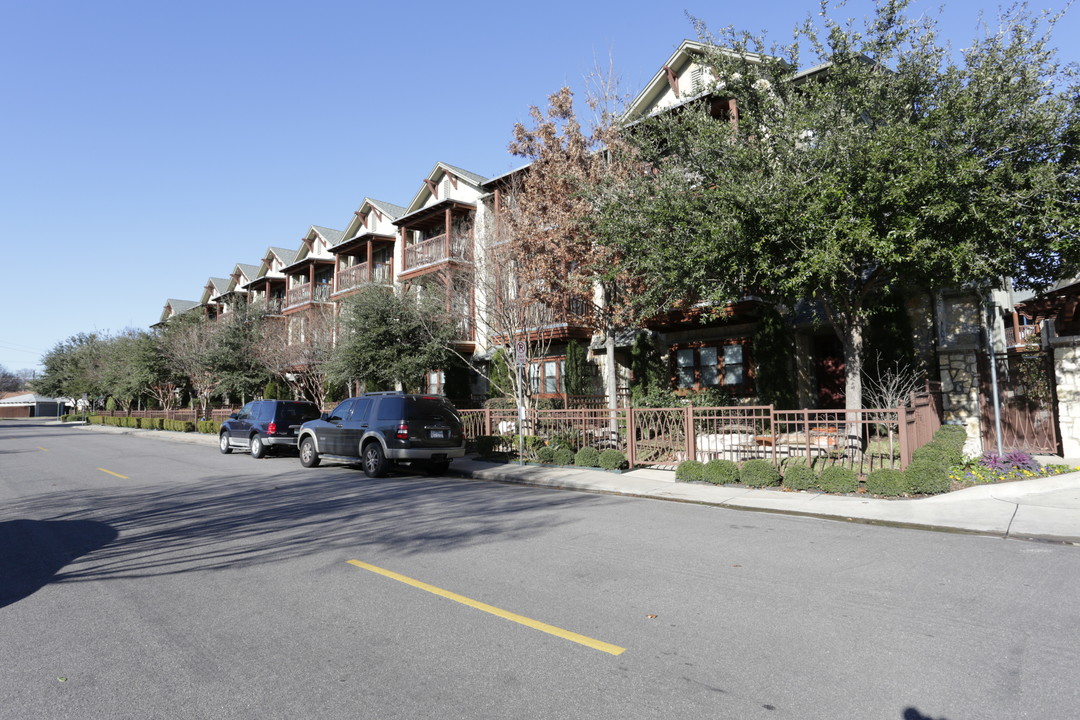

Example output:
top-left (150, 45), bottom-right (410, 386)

top-left (514, 341), bottom-right (527, 465)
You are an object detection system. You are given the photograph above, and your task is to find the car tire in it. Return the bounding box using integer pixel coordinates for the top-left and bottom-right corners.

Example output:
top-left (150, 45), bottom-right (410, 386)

top-left (427, 460), bottom-right (451, 475)
top-left (250, 434), bottom-right (267, 459)
top-left (299, 436), bottom-right (320, 468)
top-left (219, 433), bottom-right (233, 454)
top-left (362, 442), bottom-right (388, 478)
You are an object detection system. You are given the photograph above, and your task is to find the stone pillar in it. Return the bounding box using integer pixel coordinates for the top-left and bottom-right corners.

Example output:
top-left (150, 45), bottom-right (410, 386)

top-left (1050, 332), bottom-right (1080, 458)
top-left (938, 348), bottom-right (983, 457)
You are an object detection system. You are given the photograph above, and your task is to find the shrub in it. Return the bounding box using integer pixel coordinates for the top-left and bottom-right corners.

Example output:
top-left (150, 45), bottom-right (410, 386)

top-left (475, 435), bottom-right (502, 458)
top-left (782, 463), bottom-right (817, 491)
top-left (865, 469), bottom-right (906, 496)
top-left (740, 459), bottom-right (781, 487)
top-left (905, 458), bottom-right (951, 495)
top-left (553, 447), bottom-right (575, 465)
top-left (818, 466), bottom-right (859, 494)
top-left (703, 459), bottom-right (739, 484)
top-left (574, 446), bottom-right (601, 468)
top-left (535, 446), bottom-right (556, 464)
top-left (197, 420), bottom-right (217, 434)
top-left (598, 449), bottom-right (628, 471)
top-left (675, 460), bottom-right (705, 482)
top-left (484, 396), bottom-right (515, 410)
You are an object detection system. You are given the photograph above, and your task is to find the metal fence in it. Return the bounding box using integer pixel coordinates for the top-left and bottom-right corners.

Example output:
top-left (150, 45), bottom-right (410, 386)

top-left (460, 390), bottom-right (941, 474)
top-left (93, 408), bottom-right (239, 423)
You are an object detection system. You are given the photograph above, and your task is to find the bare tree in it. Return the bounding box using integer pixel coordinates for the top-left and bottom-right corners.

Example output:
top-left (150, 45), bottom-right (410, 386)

top-left (255, 304), bottom-right (337, 406)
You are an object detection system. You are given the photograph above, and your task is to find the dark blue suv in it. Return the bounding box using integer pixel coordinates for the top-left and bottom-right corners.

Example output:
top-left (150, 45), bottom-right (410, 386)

top-left (219, 400), bottom-right (322, 459)
top-left (297, 392), bottom-right (465, 476)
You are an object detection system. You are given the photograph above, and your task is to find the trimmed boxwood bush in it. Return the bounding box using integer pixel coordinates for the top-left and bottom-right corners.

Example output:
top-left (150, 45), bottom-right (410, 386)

top-left (703, 459), bottom-right (739, 484)
top-left (598, 449), bottom-right (628, 471)
top-left (782, 463), bottom-right (817, 491)
top-left (675, 460), bottom-right (705, 482)
top-left (818, 466), bottom-right (859, 494)
top-left (553, 447), bottom-right (575, 465)
top-left (574, 446), bottom-right (601, 468)
top-left (865, 468), bottom-right (906, 496)
top-left (535, 446), bottom-right (556, 464)
top-left (740, 459), bottom-right (780, 487)
top-left (197, 420), bottom-right (216, 434)
top-left (905, 458), bottom-right (951, 495)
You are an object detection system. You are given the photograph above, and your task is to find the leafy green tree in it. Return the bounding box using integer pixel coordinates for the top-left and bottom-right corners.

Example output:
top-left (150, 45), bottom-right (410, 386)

top-left (593, 1), bottom-right (1079, 410)
top-left (563, 340), bottom-right (591, 396)
top-left (328, 287), bottom-right (456, 392)
top-left (37, 333), bottom-right (107, 402)
top-left (100, 330), bottom-right (154, 412)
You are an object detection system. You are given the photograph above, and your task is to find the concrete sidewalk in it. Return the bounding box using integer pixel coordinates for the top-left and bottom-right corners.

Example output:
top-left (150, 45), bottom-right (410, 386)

top-left (64, 421), bottom-right (1080, 545)
top-left (448, 458), bottom-right (1080, 545)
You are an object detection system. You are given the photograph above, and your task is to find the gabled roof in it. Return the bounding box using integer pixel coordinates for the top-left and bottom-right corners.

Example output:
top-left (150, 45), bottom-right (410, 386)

top-left (226, 263), bottom-right (261, 293)
top-left (202, 277), bottom-right (230, 303)
top-left (337, 198), bottom-right (408, 245)
top-left (289, 226), bottom-right (344, 267)
top-left (623, 39), bottom-right (773, 122)
top-left (255, 247), bottom-right (298, 279)
top-left (159, 299), bottom-right (199, 323)
top-left (401, 161), bottom-right (489, 217)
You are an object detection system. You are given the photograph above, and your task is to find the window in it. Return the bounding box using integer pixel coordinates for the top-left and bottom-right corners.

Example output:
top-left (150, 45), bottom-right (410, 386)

top-left (425, 370), bottom-right (445, 395)
top-left (329, 399), bottom-right (355, 421)
top-left (673, 341), bottom-right (748, 390)
top-left (528, 359), bottom-right (565, 394)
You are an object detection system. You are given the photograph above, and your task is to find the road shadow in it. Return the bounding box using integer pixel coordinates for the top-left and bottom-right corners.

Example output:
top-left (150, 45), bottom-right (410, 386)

top-left (0, 470), bottom-right (602, 587)
top-left (903, 708), bottom-right (950, 720)
top-left (0, 519), bottom-right (118, 607)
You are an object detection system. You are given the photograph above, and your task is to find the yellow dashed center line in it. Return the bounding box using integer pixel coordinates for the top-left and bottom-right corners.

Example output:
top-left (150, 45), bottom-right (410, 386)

top-left (97, 468), bottom-right (128, 479)
top-left (347, 559), bottom-right (626, 656)
top-left (37, 447), bottom-right (48, 451)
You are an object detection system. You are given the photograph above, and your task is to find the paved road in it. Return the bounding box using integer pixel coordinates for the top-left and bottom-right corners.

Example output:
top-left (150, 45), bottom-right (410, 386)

top-left (2, 421), bottom-right (1079, 719)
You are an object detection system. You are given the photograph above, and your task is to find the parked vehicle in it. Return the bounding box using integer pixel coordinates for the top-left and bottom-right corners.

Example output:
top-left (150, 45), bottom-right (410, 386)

top-left (219, 400), bottom-right (322, 458)
top-left (297, 392), bottom-right (465, 476)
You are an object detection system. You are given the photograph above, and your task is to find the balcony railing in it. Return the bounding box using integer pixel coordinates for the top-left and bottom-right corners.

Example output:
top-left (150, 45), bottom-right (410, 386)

top-left (1005, 324), bottom-right (1041, 349)
top-left (286, 283), bottom-right (331, 308)
top-left (251, 297), bottom-right (284, 314)
top-left (336, 261), bottom-right (393, 293)
top-left (404, 234), bottom-right (471, 272)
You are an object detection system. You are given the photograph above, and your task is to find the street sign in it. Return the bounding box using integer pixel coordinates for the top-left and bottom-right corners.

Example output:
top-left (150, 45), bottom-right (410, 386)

top-left (514, 340), bottom-right (527, 368)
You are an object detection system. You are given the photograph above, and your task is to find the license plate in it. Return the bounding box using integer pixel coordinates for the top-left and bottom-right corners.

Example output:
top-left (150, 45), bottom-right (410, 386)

top-left (430, 430), bottom-right (445, 439)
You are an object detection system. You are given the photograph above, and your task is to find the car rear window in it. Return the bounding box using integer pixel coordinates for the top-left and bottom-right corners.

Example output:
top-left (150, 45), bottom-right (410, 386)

top-left (408, 397), bottom-right (460, 423)
top-left (281, 403), bottom-right (321, 424)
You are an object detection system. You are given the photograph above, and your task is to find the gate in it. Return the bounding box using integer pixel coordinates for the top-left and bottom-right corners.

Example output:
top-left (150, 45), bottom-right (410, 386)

top-left (977, 349), bottom-right (1060, 454)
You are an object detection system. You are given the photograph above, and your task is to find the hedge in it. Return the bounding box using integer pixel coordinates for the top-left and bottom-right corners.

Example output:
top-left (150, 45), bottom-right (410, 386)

top-left (782, 463), bottom-right (817, 491)
top-left (675, 460), bottom-right (705, 482)
top-left (574, 447), bottom-right (601, 468)
top-left (553, 447), bottom-right (575, 466)
top-left (740, 459), bottom-right (781, 487)
top-left (703, 459), bottom-right (739, 484)
top-left (598, 449), bottom-right (628, 471)
top-left (865, 469), bottom-right (906, 496)
top-left (818, 466), bottom-right (859, 494)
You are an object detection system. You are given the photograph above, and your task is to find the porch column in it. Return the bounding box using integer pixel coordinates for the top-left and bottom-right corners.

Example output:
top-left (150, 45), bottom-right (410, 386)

top-left (367, 240), bottom-right (373, 282)
top-left (445, 208), bottom-right (452, 259)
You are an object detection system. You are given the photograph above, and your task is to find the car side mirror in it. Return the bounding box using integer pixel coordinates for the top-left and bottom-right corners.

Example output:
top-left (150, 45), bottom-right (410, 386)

top-left (322, 413), bottom-right (333, 422)
top-left (229, 413), bottom-right (239, 420)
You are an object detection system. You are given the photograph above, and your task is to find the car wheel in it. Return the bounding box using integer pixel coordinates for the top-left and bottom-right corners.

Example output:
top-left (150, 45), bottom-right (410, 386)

top-left (362, 442), bottom-right (388, 478)
top-left (427, 460), bottom-right (450, 475)
top-left (219, 433), bottom-right (233, 454)
top-left (299, 436), bottom-right (320, 468)
top-left (250, 434), bottom-right (267, 459)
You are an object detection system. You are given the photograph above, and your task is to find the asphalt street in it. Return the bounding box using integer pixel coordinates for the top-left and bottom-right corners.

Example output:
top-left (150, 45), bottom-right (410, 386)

top-left (2, 420), bottom-right (1079, 719)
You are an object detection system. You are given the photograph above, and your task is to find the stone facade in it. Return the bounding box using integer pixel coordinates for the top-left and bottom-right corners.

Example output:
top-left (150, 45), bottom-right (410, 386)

top-left (937, 348), bottom-right (983, 457)
top-left (1050, 333), bottom-right (1080, 457)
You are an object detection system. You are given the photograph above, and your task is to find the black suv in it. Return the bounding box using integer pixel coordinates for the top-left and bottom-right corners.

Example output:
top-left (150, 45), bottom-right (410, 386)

top-left (219, 400), bottom-right (322, 459)
top-left (297, 392), bottom-right (465, 476)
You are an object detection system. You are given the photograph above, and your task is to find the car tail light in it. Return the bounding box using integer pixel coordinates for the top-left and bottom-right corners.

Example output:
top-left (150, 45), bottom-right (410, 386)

top-left (396, 422), bottom-right (409, 440)
top-left (267, 422), bottom-right (278, 435)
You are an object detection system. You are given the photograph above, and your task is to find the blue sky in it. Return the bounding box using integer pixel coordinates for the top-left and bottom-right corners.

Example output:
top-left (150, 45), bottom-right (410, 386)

top-left (1, 0), bottom-right (1076, 374)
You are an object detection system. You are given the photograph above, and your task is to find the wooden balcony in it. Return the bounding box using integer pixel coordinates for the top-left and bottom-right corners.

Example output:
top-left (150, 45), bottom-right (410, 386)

top-left (285, 283), bottom-right (331, 309)
top-left (251, 297), bottom-right (284, 315)
top-left (336, 261), bottom-right (393, 294)
top-left (403, 233), bottom-right (471, 275)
